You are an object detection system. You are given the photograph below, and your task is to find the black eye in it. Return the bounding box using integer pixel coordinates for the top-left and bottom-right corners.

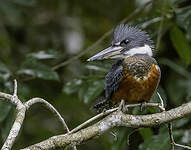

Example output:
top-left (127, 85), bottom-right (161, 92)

top-left (120, 39), bottom-right (129, 46)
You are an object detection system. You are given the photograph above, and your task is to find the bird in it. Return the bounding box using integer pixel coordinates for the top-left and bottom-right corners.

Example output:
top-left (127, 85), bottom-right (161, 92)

top-left (87, 24), bottom-right (161, 110)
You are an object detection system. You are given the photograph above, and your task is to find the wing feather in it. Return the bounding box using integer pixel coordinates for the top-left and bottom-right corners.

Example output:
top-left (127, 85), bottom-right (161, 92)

top-left (105, 60), bottom-right (123, 100)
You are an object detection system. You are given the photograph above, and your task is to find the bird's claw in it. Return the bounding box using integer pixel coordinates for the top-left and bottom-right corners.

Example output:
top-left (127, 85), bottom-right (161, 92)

top-left (140, 102), bottom-right (147, 111)
top-left (118, 99), bottom-right (128, 113)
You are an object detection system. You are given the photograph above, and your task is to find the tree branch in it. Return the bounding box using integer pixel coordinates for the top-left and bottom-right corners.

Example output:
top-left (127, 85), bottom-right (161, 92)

top-left (24, 98), bottom-right (78, 150)
top-left (1, 81), bottom-right (191, 150)
top-left (0, 80), bottom-right (72, 150)
top-left (1, 80), bottom-right (26, 150)
top-left (22, 102), bottom-right (191, 150)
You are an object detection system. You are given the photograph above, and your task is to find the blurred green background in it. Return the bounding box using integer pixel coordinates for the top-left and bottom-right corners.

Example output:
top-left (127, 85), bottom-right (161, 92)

top-left (0, 0), bottom-right (191, 149)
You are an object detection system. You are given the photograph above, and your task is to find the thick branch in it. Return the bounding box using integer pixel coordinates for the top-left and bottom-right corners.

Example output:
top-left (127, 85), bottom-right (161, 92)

top-left (22, 102), bottom-right (191, 150)
top-left (2, 105), bottom-right (26, 150)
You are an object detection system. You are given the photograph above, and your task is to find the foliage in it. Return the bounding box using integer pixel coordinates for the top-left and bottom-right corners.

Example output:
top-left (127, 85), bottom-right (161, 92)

top-left (0, 0), bottom-right (191, 149)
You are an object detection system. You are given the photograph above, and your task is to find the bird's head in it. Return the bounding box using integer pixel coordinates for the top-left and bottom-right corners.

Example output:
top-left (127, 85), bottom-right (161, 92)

top-left (87, 24), bottom-right (154, 61)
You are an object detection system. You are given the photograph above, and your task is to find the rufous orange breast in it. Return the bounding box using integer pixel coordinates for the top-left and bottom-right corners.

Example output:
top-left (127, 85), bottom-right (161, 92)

top-left (111, 62), bottom-right (160, 104)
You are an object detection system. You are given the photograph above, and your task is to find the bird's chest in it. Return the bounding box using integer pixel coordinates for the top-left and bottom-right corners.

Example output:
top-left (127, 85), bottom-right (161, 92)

top-left (111, 62), bottom-right (160, 104)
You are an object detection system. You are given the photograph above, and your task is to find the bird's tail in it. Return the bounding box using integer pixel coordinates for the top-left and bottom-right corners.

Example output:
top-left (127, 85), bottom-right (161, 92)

top-left (92, 99), bottom-right (111, 112)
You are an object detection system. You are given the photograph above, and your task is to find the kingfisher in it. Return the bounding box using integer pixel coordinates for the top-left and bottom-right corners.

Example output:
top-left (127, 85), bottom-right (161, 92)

top-left (87, 24), bottom-right (160, 110)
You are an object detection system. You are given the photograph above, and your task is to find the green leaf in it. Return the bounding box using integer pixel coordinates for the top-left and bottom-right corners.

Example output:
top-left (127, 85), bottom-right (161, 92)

top-left (81, 78), bottom-right (104, 103)
top-left (166, 73), bottom-right (186, 105)
top-left (63, 76), bottom-right (105, 103)
top-left (27, 50), bottom-right (60, 60)
top-left (159, 59), bottom-right (191, 105)
top-left (0, 101), bottom-right (12, 122)
top-left (173, 117), bottom-right (191, 128)
top-left (13, 0), bottom-right (36, 6)
top-left (186, 91), bottom-right (191, 102)
top-left (139, 133), bottom-right (170, 150)
top-left (111, 128), bottom-right (133, 150)
top-left (159, 58), bottom-right (191, 79)
top-left (17, 58), bottom-right (59, 81)
top-left (1, 108), bottom-right (14, 142)
top-left (0, 61), bottom-right (11, 81)
top-left (64, 79), bottom-right (82, 94)
top-left (170, 0), bottom-right (188, 5)
top-left (86, 61), bottom-right (111, 73)
top-left (139, 129), bottom-right (185, 150)
top-left (139, 128), bottom-right (153, 140)
top-left (175, 6), bottom-right (191, 41)
top-left (180, 130), bottom-right (191, 144)
top-left (0, 0), bottom-right (22, 25)
top-left (170, 26), bottom-right (191, 66)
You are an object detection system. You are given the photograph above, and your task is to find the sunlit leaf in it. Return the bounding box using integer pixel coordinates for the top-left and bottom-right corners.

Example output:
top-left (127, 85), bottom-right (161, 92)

top-left (170, 26), bottom-right (191, 66)
top-left (180, 130), bottom-right (191, 144)
top-left (17, 58), bottom-right (59, 81)
top-left (27, 50), bottom-right (60, 60)
top-left (135, 17), bottom-right (162, 29)
top-left (64, 79), bottom-right (82, 94)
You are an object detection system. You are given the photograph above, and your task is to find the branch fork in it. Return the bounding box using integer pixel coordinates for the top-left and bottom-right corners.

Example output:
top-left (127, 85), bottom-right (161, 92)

top-left (1, 80), bottom-right (71, 150)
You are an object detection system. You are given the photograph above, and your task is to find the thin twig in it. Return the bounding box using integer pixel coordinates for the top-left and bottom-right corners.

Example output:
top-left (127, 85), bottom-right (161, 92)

top-left (13, 80), bottom-right (17, 96)
top-left (156, 0), bottom-right (166, 51)
top-left (69, 107), bottom-right (118, 134)
top-left (25, 98), bottom-right (78, 150)
top-left (157, 92), bottom-right (165, 111)
top-left (25, 98), bottom-right (70, 132)
top-left (168, 123), bottom-right (175, 150)
top-left (157, 92), bottom-right (191, 150)
top-left (168, 123), bottom-right (191, 150)
top-left (70, 102), bottom-right (164, 134)
top-left (157, 93), bottom-right (174, 150)
top-left (174, 143), bottom-right (191, 149)
top-left (52, 1), bottom-right (152, 70)
top-left (7, 79), bottom-right (21, 106)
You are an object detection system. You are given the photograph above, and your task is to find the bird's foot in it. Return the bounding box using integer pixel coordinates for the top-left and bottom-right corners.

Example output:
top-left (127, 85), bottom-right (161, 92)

top-left (118, 99), bottom-right (128, 113)
top-left (140, 102), bottom-right (147, 111)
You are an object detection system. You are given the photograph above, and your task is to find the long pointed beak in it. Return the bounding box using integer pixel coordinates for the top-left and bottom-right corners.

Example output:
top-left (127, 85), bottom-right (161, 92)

top-left (87, 46), bottom-right (124, 61)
